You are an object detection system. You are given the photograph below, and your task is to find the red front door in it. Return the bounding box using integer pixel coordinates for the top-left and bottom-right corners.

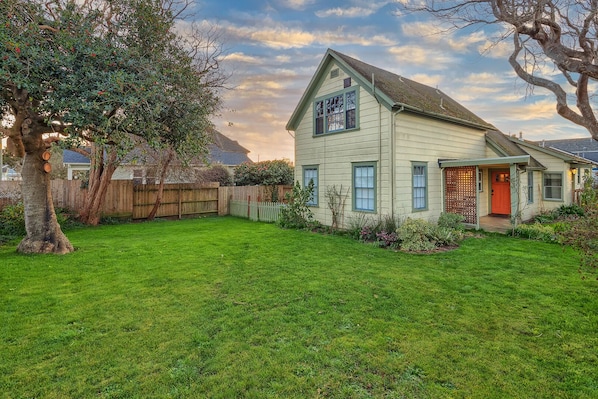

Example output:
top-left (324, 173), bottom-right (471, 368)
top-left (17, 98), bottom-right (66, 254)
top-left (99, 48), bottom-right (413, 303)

top-left (491, 171), bottom-right (511, 215)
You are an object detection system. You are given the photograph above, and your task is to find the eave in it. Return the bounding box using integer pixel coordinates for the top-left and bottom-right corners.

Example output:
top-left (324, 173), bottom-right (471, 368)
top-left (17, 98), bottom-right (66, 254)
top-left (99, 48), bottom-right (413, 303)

top-left (438, 155), bottom-right (530, 168)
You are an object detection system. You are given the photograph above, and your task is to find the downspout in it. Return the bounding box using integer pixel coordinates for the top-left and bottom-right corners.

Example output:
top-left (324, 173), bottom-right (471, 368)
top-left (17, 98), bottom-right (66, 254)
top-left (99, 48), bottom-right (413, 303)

top-left (372, 73), bottom-right (382, 215)
top-left (391, 106), bottom-right (405, 220)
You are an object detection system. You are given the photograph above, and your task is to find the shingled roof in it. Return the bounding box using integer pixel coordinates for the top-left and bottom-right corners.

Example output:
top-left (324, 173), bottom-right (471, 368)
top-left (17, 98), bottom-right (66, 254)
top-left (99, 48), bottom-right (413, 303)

top-left (62, 130), bottom-right (252, 167)
top-left (209, 130), bottom-right (252, 165)
top-left (538, 137), bottom-right (598, 163)
top-left (485, 130), bottom-right (545, 170)
top-left (486, 130), bottom-right (596, 169)
top-left (287, 49), bottom-right (495, 131)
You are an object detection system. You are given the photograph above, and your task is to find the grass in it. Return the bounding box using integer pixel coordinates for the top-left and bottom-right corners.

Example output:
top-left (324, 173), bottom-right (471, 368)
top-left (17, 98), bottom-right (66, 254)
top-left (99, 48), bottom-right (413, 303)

top-left (1, 216), bottom-right (597, 398)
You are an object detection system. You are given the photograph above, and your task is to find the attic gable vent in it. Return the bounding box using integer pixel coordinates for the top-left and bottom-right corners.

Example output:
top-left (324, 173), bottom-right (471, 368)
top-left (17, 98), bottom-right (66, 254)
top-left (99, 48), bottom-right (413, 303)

top-left (330, 68), bottom-right (340, 78)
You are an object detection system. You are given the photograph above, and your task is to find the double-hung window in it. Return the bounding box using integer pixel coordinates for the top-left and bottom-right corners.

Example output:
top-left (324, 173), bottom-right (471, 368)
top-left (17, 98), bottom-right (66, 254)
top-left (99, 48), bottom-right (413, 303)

top-left (353, 163), bottom-right (376, 212)
top-left (315, 89), bottom-right (357, 135)
top-left (543, 172), bottom-right (563, 201)
top-left (412, 162), bottom-right (428, 211)
top-left (303, 166), bottom-right (319, 206)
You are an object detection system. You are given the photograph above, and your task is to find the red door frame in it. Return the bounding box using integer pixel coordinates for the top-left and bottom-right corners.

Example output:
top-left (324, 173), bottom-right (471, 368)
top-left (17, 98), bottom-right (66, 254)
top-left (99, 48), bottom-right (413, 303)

top-left (491, 170), bottom-right (511, 215)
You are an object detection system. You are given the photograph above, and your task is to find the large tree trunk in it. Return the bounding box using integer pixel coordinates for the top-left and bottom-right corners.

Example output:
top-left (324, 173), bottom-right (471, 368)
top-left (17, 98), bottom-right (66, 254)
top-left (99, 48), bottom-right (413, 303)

top-left (79, 145), bottom-right (118, 226)
top-left (147, 149), bottom-right (174, 221)
top-left (17, 120), bottom-right (73, 254)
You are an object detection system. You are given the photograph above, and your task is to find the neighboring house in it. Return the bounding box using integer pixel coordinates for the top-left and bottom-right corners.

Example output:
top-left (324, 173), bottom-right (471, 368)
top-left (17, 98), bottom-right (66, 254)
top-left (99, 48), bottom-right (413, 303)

top-left (536, 137), bottom-right (598, 179)
top-left (1, 165), bottom-right (21, 181)
top-left (62, 150), bottom-right (91, 180)
top-left (63, 130), bottom-right (252, 183)
top-left (286, 49), bottom-right (595, 229)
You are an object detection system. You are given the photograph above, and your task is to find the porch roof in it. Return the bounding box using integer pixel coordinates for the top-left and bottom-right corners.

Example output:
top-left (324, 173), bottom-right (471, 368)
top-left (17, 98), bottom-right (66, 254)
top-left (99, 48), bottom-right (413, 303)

top-left (438, 155), bottom-right (530, 168)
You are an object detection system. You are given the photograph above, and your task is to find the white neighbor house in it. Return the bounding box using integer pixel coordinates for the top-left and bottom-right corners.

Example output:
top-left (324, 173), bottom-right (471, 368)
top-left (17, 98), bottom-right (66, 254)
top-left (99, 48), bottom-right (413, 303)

top-left (286, 49), bottom-right (595, 229)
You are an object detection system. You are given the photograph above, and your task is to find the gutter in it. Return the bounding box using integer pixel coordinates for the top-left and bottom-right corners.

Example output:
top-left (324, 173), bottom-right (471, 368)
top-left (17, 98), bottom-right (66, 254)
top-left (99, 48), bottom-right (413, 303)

top-left (392, 103), bottom-right (494, 132)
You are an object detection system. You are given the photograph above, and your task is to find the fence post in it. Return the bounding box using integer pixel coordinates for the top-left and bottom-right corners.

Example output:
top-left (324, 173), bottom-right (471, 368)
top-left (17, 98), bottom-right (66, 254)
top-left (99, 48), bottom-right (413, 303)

top-left (257, 195), bottom-right (261, 221)
top-left (178, 185), bottom-right (182, 219)
top-left (247, 195), bottom-right (251, 219)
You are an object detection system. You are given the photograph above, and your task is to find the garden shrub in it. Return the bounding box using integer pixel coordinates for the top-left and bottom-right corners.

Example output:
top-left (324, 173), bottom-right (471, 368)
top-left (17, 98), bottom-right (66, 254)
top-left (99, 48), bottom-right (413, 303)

top-left (397, 218), bottom-right (437, 252)
top-left (376, 230), bottom-right (399, 249)
top-left (513, 223), bottom-right (558, 243)
top-left (553, 204), bottom-right (585, 218)
top-left (558, 208), bottom-right (598, 279)
top-left (197, 165), bottom-right (233, 186)
top-left (277, 181), bottom-right (317, 230)
top-left (437, 212), bottom-right (465, 231)
top-left (534, 212), bottom-right (556, 224)
top-left (535, 204), bottom-right (585, 224)
top-left (359, 220), bottom-right (382, 242)
top-left (433, 226), bottom-right (463, 247)
top-left (579, 174), bottom-right (597, 209)
top-left (0, 202), bottom-right (26, 240)
top-left (0, 204), bottom-right (80, 244)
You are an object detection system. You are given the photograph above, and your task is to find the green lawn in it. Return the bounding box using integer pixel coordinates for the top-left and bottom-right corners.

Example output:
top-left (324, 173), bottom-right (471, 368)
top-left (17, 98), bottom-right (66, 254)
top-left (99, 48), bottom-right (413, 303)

top-left (1, 217), bottom-right (597, 398)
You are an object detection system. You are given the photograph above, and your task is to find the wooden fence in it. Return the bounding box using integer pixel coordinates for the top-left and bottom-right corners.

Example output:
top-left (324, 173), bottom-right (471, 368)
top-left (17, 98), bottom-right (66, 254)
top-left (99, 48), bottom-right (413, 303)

top-left (0, 180), bottom-right (291, 220)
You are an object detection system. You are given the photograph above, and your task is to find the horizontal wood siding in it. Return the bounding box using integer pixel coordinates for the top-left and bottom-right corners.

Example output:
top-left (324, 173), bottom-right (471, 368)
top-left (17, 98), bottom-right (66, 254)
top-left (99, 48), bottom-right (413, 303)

top-left (394, 113), bottom-right (487, 222)
top-left (294, 60), bottom-right (392, 227)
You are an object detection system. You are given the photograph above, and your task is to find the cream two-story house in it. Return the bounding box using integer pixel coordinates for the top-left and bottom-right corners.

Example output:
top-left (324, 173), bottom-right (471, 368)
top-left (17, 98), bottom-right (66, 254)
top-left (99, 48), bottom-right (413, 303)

top-left (286, 49), bottom-right (594, 229)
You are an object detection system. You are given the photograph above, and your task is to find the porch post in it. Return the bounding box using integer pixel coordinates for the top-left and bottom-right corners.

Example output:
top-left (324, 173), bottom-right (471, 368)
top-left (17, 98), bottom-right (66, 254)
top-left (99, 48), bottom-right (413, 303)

top-left (509, 163), bottom-right (519, 227)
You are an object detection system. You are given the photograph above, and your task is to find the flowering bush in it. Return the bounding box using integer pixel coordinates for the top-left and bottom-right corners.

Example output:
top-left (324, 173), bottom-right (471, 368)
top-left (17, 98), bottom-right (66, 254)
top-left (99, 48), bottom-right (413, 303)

top-left (376, 230), bottom-right (399, 248)
top-left (359, 225), bottom-right (376, 242)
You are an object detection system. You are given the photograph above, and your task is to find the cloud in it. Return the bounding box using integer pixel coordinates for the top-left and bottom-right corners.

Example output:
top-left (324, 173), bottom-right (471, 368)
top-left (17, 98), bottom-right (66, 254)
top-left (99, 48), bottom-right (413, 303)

top-left (315, 1), bottom-right (393, 18)
top-left (315, 7), bottom-right (377, 18)
top-left (225, 52), bottom-right (264, 65)
top-left (478, 39), bottom-right (513, 59)
top-left (283, 0), bottom-right (316, 11)
top-left (218, 20), bottom-right (396, 49)
top-left (388, 45), bottom-right (456, 69)
top-left (401, 21), bottom-right (487, 53)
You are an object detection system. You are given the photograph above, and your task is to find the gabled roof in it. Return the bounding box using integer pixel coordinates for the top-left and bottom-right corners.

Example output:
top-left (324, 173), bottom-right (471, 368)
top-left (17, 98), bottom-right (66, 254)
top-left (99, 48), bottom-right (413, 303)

top-left (287, 48), bottom-right (495, 131)
top-left (485, 130), bottom-right (545, 170)
top-left (208, 130), bottom-right (252, 165)
top-left (512, 136), bottom-right (596, 167)
top-left (486, 130), bottom-right (596, 169)
top-left (537, 137), bottom-right (598, 163)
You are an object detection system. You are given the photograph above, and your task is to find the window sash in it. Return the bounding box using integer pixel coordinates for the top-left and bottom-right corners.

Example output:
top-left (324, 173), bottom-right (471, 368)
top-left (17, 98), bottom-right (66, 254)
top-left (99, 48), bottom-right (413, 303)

top-left (527, 171), bottom-right (534, 203)
top-left (543, 172), bottom-right (563, 200)
top-left (304, 168), bottom-right (318, 206)
top-left (354, 165), bottom-right (375, 211)
top-left (412, 164), bottom-right (427, 210)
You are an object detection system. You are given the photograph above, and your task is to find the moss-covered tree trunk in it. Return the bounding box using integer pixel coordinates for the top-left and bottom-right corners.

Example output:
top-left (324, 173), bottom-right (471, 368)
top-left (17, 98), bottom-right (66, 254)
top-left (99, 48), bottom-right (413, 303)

top-left (17, 117), bottom-right (73, 254)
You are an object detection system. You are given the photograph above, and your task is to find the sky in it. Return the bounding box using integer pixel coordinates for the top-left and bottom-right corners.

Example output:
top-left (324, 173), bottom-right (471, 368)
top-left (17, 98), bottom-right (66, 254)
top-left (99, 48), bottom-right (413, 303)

top-left (190, 0), bottom-right (591, 163)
